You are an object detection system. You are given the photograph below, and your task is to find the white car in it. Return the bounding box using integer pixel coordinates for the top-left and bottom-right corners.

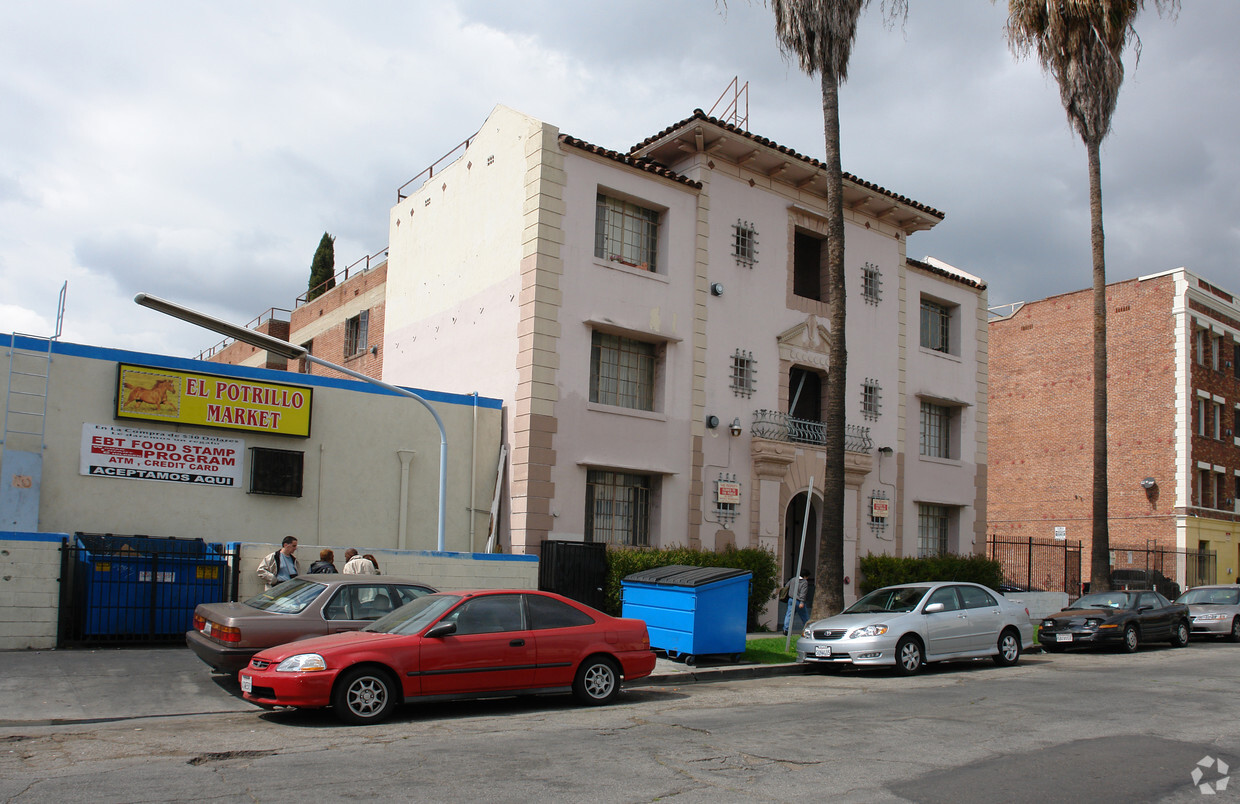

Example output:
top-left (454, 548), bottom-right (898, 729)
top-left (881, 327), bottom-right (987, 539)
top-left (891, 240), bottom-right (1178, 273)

top-left (796, 582), bottom-right (1035, 674)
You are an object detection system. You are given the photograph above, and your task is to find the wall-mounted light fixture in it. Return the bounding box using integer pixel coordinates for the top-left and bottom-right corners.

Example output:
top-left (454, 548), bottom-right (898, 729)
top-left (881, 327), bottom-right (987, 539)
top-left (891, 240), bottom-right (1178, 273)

top-left (729, 417), bottom-right (743, 437)
top-left (1141, 477), bottom-right (1157, 490)
top-left (710, 282), bottom-right (725, 297)
top-left (706, 415), bottom-right (720, 429)
top-left (878, 446), bottom-right (893, 455)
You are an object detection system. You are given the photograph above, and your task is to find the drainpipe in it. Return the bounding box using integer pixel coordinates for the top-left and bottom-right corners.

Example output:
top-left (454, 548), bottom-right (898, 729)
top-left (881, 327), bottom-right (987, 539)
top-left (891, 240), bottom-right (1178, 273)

top-left (470, 392), bottom-right (478, 553)
top-left (397, 450), bottom-right (416, 550)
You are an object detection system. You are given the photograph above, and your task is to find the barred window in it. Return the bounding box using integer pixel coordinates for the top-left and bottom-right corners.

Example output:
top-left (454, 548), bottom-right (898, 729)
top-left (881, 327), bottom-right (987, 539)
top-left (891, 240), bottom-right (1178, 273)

top-left (918, 503), bottom-right (949, 557)
top-left (861, 379), bottom-right (881, 420)
top-left (920, 401), bottom-right (951, 459)
top-left (733, 220), bottom-right (758, 268)
top-left (345, 311), bottom-right (369, 357)
top-left (920, 299), bottom-right (951, 353)
top-left (590, 331), bottom-right (656, 411)
top-left (585, 470), bottom-right (652, 546)
top-left (730, 349), bottom-right (756, 398)
top-left (862, 262), bottom-right (882, 304)
top-left (595, 193), bottom-right (658, 271)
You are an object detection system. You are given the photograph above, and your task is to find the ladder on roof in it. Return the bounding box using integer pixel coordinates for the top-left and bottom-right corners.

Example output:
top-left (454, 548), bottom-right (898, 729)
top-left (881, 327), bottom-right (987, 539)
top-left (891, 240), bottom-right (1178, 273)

top-left (2, 283), bottom-right (65, 451)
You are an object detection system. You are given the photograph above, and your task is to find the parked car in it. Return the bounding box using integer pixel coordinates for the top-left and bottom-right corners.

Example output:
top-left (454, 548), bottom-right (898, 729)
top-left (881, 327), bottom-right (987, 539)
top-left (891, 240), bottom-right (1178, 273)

top-left (186, 575), bottom-right (437, 673)
top-left (239, 589), bottom-right (657, 725)
top-left (795, 582), bottom-right (1035, 675)
top-left (1038, 590), bottom-right (1190, 653)
top-left (1110, 568), bottom-right (1181, 600)
top-left (1176, 585), bottom-right (1240, 641)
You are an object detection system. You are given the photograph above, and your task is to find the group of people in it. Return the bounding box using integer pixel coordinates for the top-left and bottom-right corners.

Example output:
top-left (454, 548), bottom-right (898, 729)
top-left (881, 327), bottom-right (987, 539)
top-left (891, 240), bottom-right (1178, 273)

top-left (256, 537), bottom-right (382, 589)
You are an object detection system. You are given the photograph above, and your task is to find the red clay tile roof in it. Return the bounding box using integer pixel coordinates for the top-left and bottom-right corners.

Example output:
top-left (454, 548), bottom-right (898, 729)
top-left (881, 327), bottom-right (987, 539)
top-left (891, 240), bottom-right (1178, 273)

top-left (907, 257), bottom-right (987, 290)
top-left (559, 135), bottom-right (703, 190)
top-left (631, 109), bottom-right (945, 220)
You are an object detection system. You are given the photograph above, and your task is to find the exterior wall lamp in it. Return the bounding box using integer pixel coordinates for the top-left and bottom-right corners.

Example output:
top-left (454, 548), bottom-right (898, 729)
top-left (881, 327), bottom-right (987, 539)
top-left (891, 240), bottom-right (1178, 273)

top-left (729, 418), bottom-right (743, 437)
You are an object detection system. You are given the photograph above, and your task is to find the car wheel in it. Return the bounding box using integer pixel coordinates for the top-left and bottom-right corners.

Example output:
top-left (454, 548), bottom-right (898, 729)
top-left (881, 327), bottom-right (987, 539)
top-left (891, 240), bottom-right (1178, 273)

top-left (894, 636), bottom-right (923, 675)
top-left (1170, 620), bottom-right (1189, 648)
top-left (993, 629), bottom-right (1022, 667)
top-left (1121, 624), bottom-right (1140, 653)
top-left (1230, 618), bottom-right (1240, 643)
top-left (573, 656), bottom-right (620, 705)
top-left (332, 666), bottom-right (397, 725)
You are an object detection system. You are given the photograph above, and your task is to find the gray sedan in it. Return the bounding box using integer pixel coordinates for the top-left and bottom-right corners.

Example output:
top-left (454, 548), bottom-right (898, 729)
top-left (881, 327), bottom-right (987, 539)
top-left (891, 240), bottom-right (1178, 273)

top-left (796, 582), bottom-right (1036, 674)
top-left (186, 575), bottom-right (437, 674)
top-left (1176, 585), bottom-right (1240, 640)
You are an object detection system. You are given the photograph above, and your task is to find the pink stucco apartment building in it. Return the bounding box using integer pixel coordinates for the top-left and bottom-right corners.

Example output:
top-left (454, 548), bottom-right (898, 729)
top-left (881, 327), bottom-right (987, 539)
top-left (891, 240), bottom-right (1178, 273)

top-left (375, 104), bottom-right (988, 597)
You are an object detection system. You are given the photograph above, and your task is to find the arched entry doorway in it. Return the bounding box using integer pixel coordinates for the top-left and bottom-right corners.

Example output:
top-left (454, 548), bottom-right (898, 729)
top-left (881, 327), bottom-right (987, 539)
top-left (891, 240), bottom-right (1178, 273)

top-left (784, 491), bottom-right (819, 582)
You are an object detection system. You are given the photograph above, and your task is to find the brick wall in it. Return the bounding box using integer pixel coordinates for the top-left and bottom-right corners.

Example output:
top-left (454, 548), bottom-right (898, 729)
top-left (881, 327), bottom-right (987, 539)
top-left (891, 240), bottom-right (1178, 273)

top-left (289, 263), bottom-right (386, 381)
top-left (989, 275), bottom-right (1181, 579)
top-left (0, 532), bottom-right (64, 650)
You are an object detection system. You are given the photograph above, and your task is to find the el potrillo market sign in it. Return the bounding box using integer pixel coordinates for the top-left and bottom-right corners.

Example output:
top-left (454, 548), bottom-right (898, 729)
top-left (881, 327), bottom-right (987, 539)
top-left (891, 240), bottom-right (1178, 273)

top-left (115, 363), bottom-right (312, 437)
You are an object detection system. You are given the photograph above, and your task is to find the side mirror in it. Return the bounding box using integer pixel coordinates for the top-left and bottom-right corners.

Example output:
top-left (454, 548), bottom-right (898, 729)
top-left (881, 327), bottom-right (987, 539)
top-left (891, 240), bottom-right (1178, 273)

top-left (424, 621), bottom-right (457, 639)
top-left (924, 602), bottom-right (945, 613)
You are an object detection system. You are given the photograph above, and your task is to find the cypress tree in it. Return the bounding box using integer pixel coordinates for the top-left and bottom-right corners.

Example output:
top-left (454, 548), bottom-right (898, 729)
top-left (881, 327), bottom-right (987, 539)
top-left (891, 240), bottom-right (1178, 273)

top-left (307, 232), bottom-right (336, 302)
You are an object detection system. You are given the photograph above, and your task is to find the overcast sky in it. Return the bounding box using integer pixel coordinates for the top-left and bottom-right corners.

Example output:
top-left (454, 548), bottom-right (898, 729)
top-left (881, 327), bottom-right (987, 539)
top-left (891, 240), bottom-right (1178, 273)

top-left (2, 1), bottom-right (1235, 358)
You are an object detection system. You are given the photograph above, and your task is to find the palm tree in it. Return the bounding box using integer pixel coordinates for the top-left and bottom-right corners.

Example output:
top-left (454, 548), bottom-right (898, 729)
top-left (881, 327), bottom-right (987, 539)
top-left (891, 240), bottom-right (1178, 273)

top-left (772, 0), bottom-right (905, 619)
top-left (1002, 0), bottom-right (1177, 593)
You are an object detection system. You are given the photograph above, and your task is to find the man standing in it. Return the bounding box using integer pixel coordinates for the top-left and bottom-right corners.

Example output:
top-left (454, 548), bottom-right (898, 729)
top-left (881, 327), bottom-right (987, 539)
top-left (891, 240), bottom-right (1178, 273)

top-left (257, 536), bottom-right (300, 590)
top-left (342, 548), bottom-right (376, 575)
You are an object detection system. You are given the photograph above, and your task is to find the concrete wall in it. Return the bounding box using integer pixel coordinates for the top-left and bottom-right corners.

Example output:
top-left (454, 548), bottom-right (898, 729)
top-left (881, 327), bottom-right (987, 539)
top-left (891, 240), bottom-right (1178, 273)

top-left (0, 532), bottom-right (64, 650)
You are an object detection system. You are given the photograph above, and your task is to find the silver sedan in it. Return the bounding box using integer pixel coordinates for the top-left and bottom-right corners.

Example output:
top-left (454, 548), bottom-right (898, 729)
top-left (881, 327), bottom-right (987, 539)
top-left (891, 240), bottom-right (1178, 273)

top-left (796, 582), bottom-right (1036, 674)
top-left (1176, 585), bottom-right (1240, 640)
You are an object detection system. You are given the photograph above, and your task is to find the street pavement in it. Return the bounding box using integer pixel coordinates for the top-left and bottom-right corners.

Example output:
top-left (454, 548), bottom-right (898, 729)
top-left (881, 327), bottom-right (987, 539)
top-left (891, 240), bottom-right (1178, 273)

top-left (0, 636), bottom-right (806, 726)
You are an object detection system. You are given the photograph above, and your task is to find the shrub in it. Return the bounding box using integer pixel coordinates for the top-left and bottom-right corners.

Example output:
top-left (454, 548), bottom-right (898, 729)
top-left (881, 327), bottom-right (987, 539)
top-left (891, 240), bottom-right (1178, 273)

top-left (857, 552), bottom-right (1004, 594)
top-left (604, 545), bottom-right (778, 630)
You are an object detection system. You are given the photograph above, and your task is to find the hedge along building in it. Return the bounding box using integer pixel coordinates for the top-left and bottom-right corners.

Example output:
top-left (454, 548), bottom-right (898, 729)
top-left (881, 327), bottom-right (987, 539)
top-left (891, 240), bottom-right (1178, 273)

top-left (382, 104), bottom-right (989, 604)
top-left (0, 334), bottom-right (512, 648)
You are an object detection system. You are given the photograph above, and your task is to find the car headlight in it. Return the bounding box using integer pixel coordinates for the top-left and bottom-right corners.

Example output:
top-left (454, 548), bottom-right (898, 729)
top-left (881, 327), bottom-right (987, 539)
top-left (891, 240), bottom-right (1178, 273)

top-left (275, 653), bottom-right (327, 672)
top-left (849, 625), bottom-right (889, 639)
top-left (1196, 613), bottom-right (1227, 621)
top-left (1042, 620), bottom-right (1055, 628)
top-left (1084, 619), bottom-right (1101, 628)
top-left (802, 626), bottom-right (813, 638)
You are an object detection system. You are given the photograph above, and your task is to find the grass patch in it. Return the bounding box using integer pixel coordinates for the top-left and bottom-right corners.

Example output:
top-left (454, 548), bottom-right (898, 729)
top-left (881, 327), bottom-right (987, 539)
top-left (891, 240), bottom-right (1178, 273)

top-left (745, 636), bottom-right (800, 664)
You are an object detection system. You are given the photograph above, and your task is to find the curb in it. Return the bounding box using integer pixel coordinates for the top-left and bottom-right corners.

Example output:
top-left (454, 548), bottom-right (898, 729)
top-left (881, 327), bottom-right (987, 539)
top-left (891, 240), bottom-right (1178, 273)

top-left (630, 662), bottom-right (807, 687)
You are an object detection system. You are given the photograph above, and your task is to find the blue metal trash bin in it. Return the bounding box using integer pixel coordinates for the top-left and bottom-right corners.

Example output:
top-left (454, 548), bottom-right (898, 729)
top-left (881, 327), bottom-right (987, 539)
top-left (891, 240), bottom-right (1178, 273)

top-left (621, 565), bottom-right (751, 664)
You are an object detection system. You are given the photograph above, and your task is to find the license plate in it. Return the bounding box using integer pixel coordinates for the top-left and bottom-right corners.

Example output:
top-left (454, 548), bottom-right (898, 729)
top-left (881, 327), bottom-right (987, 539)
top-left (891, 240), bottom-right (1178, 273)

top-left (815, 645), bottom-right (832, 658)
top-left (1056, 633), bottom-right (1073, 643)
top-left (202, 622), bottom-right (212, 637)
top-left (240, 674), bottom-right (252, 694)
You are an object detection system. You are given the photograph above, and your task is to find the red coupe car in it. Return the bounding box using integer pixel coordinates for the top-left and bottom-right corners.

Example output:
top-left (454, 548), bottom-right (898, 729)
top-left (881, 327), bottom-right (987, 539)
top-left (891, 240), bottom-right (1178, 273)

top-left (240, 589), bottom-right (656, 724)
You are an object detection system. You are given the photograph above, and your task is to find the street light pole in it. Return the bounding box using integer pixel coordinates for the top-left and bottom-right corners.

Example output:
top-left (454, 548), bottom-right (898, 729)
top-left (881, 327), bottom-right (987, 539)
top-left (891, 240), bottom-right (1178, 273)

top-left (134, 293), bottom-right (449, 551)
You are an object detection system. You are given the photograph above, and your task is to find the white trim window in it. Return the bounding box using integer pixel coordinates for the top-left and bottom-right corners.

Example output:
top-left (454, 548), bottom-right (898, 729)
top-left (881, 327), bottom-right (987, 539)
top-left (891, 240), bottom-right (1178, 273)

top-left (590, 331), bottom-right (656, 411)
top-left (733, 220), bottom-right (758, 268)
top-left (862, 379), bottom-right (882, 421)
top-left (920, 298), bottom-right (951, 353)
top-left (920, 401), bottom-right (953, 459)
top-left (918, 503), bottom-right (949, 557)
top-left (862, 262), bottom-right (882, 304)
top-left (730, 349), bottom-right (756, 398)
top-left (585, 469), bottom-right (652, 547)
top-left (595, 193), bottom-right (659, 271)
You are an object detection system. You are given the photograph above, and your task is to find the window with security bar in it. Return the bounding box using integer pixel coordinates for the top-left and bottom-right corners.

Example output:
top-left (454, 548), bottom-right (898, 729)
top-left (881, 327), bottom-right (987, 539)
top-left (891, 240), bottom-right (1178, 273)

top-left (585, 470), bottom-right (652, 547)
top-left (918, 503), bottom-right (949, 557)
top-left (733, 220), bottom-right (757, 268)
top-left (920, 401), bottom-right (951, 459)
top-left (731, 350), bottom-right (756, 398)
top-left (595, 193), bottom-right (659, 271)
top-left (920, 298), bottom-right (951, 353)
top-left (862, 262), bottom-right (882, 304)
top-left (862, 379), bottom-right (881, 420)
top-left (590, 331), bottom-right (656, 411)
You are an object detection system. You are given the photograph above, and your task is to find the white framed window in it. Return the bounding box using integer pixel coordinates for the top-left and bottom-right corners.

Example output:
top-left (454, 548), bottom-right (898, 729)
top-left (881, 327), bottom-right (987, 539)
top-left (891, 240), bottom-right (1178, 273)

top-left (585, 469), bottom-right (652, 546)
top-left (1198, 398), bottom-right (1208, 437)
top-left (917, 503), bottom-right (950, 557)
top-left (1199, 468), bottom-right (1214, 509)
top-left (1214, 402), bottom-right (1224, 440)
top-left (1195, 328), bottom-right (1206, 365)
top-left (1212, 335), bottom-right (1222, 371)
top-left (595, 193), bottom-right (659, 271)
top-left (730, 349), bottom-right (756, 398)
top-left (920, 401), bottom-right (954, 459)
top-left (862, 262), bottom-right (882, 304)
top-left (733, 220), bottom-right (758, 268)
top-left (861, 379), bottom-right (882, 421)
top-left (920, 297), bottom-right (952, 354)
top-left (345, 311), bottom-right (369, 357)
top-left (590, 331), bottom-right (657, 411)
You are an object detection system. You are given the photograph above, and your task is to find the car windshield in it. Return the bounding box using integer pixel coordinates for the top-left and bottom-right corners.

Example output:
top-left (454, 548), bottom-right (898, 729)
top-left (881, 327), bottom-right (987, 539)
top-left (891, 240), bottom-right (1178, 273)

top-left (1069, 592), bottom-right (1135, 610)
top-left (243, 578), bottom-right (326, 614)
top-left (1178, 588), bottom-right (1240, 606)
top-left (366, 593), bottom-right (462, 635)
top-left (844, 586), bottom-right (930, 614)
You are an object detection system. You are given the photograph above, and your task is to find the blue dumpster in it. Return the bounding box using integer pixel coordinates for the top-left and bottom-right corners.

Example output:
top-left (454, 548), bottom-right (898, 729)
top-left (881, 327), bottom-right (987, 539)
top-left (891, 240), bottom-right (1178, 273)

top-left (621, 565), bottom-right (751, 665)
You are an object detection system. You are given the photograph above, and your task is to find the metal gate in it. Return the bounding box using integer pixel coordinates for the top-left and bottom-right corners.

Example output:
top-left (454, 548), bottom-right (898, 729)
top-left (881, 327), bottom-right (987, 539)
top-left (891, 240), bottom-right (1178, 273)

top-left (988, 536), bottom-right (1082, 596)
top-left (538, 540), bottom-right (608, 612)
top-left (58, 533), bottom-right (240, 647)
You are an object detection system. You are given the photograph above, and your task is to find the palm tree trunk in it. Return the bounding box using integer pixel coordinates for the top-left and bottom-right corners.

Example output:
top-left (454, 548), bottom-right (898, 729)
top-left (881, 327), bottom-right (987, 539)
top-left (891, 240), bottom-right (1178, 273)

top-left (1087, 137), bottom-right (1111, 593)
top-left (813, 67), bottom-right (848, 619)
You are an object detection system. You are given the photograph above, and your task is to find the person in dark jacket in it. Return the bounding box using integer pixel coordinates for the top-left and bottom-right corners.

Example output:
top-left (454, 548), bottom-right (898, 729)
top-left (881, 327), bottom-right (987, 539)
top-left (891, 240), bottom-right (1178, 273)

top-left (308, 548), bottom-right (338, 574)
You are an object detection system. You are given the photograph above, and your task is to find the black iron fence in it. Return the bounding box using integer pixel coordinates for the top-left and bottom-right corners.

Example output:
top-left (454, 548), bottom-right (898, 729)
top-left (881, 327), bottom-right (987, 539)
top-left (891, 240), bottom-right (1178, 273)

top-left (1109, 542), bottom-right (1216, 599)
top-left (58, 534), bottom-right (240, 647)
top-left (988, 536), bottom-right (1082, 596)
